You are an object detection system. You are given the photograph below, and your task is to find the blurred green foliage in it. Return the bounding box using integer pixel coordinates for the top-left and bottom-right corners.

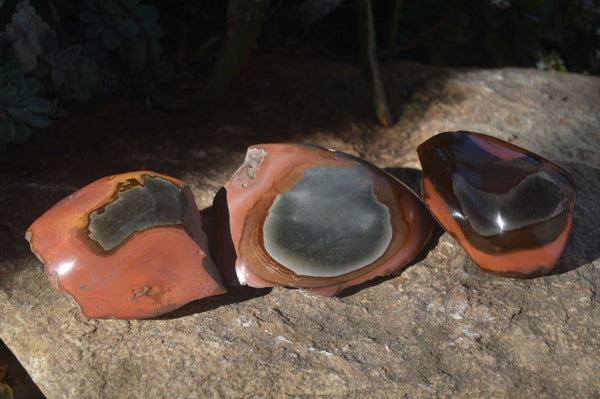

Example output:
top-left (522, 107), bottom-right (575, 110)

top-left (0, 60), bottom-right (52, 147)
top-left (0, 0), bottom-right (598, 145)
top-left (78, 0), bottom-right (163, 73)
top-left (259, 0), bottom-right (599, 74)
top-left (380, 0), bottom-right (599, 74)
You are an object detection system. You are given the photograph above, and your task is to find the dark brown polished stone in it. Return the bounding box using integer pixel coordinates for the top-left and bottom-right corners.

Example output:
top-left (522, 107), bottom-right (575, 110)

top-left (417, 131), bottom-right (577, 277)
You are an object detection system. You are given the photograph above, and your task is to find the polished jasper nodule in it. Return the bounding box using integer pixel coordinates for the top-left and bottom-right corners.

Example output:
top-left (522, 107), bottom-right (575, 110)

top-left (418, 131), bottom-right (577, 277)
top-left (26, 171), bottom-right (225, 319)
top-left (213, 143), bottom-right (433, 296)
top-left (25, 134), bottom-right (577, 319)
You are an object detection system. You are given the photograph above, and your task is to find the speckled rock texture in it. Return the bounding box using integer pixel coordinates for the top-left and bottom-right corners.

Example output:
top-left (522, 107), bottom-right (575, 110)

top-left (1, 56), bottom-right (599, 398)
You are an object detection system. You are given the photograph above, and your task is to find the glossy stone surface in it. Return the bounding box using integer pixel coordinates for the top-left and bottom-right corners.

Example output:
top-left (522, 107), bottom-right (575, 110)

top-left (213, 143), bottom-right (433, 296)
top-left (418, 131), bottom-right (577, 277)
top-left (26, 171), bottom-right (226, 319)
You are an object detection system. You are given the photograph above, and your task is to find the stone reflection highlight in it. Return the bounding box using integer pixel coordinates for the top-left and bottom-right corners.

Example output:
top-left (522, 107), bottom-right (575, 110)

top-left (418, 131), bottom-right (577, 277)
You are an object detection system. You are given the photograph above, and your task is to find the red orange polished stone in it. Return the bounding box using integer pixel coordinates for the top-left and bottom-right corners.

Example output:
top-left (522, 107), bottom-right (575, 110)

top-left (417, 131), bottom-right (577, 277)
top-left (213, 143), bottom-right (433, 296)
top-left (26, 171), bottom-right (226, 319)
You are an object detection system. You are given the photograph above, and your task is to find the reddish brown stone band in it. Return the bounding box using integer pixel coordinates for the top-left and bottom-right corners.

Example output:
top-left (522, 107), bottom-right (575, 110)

top-left (417, 131), bottom-right (576, 277)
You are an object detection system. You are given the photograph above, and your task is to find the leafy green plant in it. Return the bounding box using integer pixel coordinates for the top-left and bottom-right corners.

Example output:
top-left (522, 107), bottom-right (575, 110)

top-left (37, 41), bottom-right (83, 92)
top-left (0, 0), bottom-right (56, 73)
top-left (60, 55), bottom-right (101, 101)
top-left (78, 0), bottom-right (164, 73)
top-left (0, 60), bottom-right (53, 147)
top-left (536, 50), bottom-right (566, 71)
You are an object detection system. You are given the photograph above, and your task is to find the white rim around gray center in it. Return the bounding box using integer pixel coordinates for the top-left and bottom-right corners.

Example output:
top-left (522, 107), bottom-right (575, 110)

top-left (262, 166), bottom-right (392, 277)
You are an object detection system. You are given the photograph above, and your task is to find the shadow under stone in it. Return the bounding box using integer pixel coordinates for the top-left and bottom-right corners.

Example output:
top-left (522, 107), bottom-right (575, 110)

top-left (550, 162), bottom-right (600, 275)
top-left (384, 167), bottom-right (424, 197)
top-left (384, 166), bottom-right (445, 264)
top-left (153, 285), bottom-right (272, 320)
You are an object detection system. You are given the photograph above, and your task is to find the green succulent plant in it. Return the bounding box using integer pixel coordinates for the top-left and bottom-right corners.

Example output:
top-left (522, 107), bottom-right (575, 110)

top-left (0, 0), bottom-right (56, 73)
top-left (61, 55), bottom-right (101, 102)
top-left (78, 0), bottom-right (163, 73)
top-left (0, 60), bottom-right (53, 147)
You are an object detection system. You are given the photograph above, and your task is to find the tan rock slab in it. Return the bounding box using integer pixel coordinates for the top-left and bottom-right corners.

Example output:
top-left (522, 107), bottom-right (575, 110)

top-left (1, 56), bottom-right (599, 397)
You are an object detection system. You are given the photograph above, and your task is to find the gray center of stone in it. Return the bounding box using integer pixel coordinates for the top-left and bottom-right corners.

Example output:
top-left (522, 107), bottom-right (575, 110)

top-left (452, 170), bottom-right (563, 237)
top-left (88, 176), bottom-right (182, 250)
top-left (263, 166), bottom-right (392, 277)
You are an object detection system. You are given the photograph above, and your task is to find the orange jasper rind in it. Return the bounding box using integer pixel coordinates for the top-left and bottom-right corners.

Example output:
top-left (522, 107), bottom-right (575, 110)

top-left (26, 171), bottom-right (226, 319)
top-left (213, 143), bottom-right (433, 296)
top-left (417, 131), bottom-right (577, 277)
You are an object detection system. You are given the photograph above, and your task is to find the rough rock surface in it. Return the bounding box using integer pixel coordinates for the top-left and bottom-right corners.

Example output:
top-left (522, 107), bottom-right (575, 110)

top-left (1, 56), bottom-right (599, 398)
